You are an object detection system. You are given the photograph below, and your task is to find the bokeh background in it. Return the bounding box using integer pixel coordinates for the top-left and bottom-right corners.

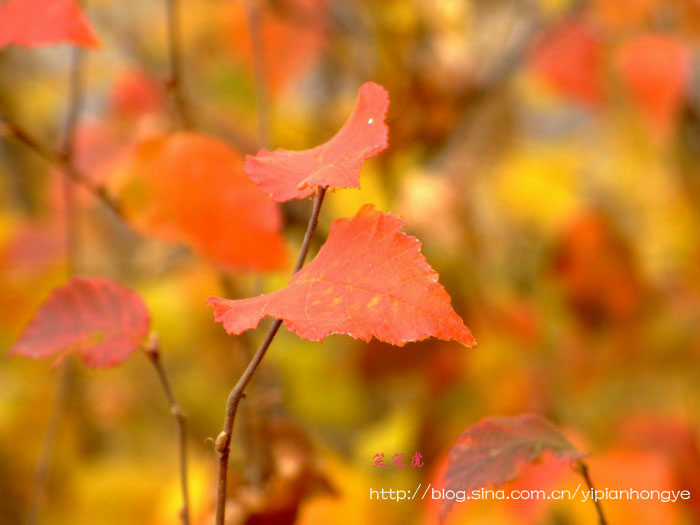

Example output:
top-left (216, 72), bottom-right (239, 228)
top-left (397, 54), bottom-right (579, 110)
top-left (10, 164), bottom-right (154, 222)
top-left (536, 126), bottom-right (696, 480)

top-left (1, 0), bottom-right (700, 523)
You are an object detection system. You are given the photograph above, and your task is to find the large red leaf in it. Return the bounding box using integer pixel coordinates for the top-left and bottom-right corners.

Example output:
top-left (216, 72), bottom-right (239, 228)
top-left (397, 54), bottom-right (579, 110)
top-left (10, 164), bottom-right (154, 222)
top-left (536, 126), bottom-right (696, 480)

top-left (441, 414), bottom-right (585, 520)
top-left (0, 0), bottom-right (99, 49)
top-left (209, 204), bottom-right (475, 346)
top-left (8, 277), bottom-right (150, 368)
top-left (244, 82), bottom-right (390, 202)
top-left (616, 34), bottom-right (690, 136)
top-left (115, 133), bottom-right (287, 272)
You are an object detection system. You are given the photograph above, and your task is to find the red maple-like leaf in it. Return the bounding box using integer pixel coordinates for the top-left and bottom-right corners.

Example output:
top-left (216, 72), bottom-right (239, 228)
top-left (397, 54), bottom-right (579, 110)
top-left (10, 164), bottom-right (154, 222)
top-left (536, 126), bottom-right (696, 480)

top-left (441, 414), bottom-right (586, 520)
top-left (115, 133), bottom-right (288, 272)
top-left (8, 277), bottom-right (150, 368)
top-left (244, 82), bottom-right (390, 202)
top-left (0, 0), bottom-right (100, 49)
top-left (209, 204), bottom-right (475, 347)
top-left (616, 34), bottom-right (690, 137)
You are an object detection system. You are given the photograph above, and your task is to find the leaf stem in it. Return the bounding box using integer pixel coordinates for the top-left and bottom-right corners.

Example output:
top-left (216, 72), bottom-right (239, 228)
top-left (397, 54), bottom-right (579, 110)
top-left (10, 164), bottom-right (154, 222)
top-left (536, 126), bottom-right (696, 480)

top-left (213, 187), bottom-right (327, 525)
top-left (145, 335), bottom-right (191, 525)
top-left (577, 460), bottom-right (607, 525)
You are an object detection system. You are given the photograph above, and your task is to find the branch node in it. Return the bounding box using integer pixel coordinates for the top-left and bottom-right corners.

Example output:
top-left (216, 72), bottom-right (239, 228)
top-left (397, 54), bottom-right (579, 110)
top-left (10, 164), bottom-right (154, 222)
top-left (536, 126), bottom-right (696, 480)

top-left (215, 431), bottom-right (229, 454)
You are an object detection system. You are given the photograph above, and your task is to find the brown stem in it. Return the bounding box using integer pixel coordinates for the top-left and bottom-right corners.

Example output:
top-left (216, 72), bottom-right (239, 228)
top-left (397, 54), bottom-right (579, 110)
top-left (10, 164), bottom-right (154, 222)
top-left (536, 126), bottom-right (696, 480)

top-left (0, 114), bottom-right (122, 215)
top-left (244, 0), bottom-right (270, 148)
top-left (165, 0), bottom-right (194, 129)
top-left (61, 47), bottom-right (85, 275)
top-left (213, 187), bottom-right (327, 525)
top-left (145, 335), bottom-right (191, 525)
top-left (25, 359), bottom-right (75, 525)
top-left (577, 460), bottom-right (607, 525)
top-left (25, 48), bottom-right (87, 525)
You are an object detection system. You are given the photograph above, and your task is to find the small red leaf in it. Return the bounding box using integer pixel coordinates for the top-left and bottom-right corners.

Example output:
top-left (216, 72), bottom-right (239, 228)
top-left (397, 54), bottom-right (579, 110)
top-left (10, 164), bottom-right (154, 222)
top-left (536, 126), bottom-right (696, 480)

top-left (209, 204), bottom-right (475, 347)
top-left (616, 34), bottom-right (690, 136)
top-left (115, 133), bottom-right (288, 272)
top-left (8, 277), bottom-right (150, 368)
top-left (442, 414), bottom-right (586, 521)
top-left (0, 0), bottom-right (100, 49)
top-left (244, 82), bottom-right (390, 202)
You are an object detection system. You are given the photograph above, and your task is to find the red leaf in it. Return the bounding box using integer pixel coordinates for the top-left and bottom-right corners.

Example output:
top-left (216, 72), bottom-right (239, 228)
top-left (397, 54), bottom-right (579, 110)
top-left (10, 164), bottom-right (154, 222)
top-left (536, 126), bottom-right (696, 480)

top-left (0, 0), bottom-right (99, 49)
top-left (529, 18), bottom-right (605, 107)
top-left (244, 82), bottom-right (390, 202)
top-left (115, 133), bottom-right (288, 272)
top-left (8, 277), bottom-right (150, 368)
top-left (209, 204), bottom-right (475, 347)
top-left (616, 34), bottom-right (690, 136)
top-left (223, 0), bottom-right (328, 94)
top-left (442, 414), bottom-right (585, 521)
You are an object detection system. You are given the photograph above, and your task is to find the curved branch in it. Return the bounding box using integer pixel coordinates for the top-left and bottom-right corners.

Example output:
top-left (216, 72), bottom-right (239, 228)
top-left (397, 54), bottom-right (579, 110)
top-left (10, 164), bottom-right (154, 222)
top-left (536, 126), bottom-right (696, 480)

top-left (577, 460), bottom-right (608, 525)
top-left (214, 187), bottom-right (327, 525)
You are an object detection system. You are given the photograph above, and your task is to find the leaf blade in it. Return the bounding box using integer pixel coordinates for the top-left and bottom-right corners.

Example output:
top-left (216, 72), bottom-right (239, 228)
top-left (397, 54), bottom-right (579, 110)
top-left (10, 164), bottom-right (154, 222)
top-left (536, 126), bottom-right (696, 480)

top-left (0, 0), bottom-right (99, 49)
top-left (441, 414), bottom-right (586, 521)
top-left (116, 133), bottom-right (288, 272)
top-left (209, 204), bottom-right (475, 347)
top-left (244, 82), bottom-right (390, 202)
top-left (8, 277), bottom-right (150, 368)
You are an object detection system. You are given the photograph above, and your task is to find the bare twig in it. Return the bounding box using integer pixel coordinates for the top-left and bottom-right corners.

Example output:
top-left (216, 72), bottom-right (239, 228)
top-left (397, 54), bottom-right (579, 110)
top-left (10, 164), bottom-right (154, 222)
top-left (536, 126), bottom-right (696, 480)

top-left (0, 112), bottom-right (122, 216)
top-left (165, 0), bottom-right (194, 128)
top-left (26, 47), bottom-right (87, 525)
top-left (61, 47), bottom-right (86, 275)
top-left (145, 334), bottom-right (191, 525)
top-left (25, 359), bottom-right (76, 525)
top-left (577, 460), bottom-right (608, 525)
top-left (213, 187), bottom-right (327, 525)
top-left (244, 0), bottom-right (271, 148)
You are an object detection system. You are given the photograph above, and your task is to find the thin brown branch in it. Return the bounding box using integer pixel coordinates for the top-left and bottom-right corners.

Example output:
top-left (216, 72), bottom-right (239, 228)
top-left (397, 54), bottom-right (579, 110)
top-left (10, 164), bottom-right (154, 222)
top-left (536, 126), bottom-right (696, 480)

top-left (145, 334), bottom-right (191, 525)
top-left (61, 47), bottom-right (85, 275)
top-left (577, 460), bottom-right (608, 525)
top-left (0, 118), bottom-right (63, 163)
top-left (213, 187), bottom-right (328, 525)
top-left (0, 112), bottom-right (122, 216)
top-left (26, 48), bottom-right (88, 525)
top-left (25, 359), bottom-right (76, 525)
top-left (245, 0), bottom-right (271, 148)
top-left (165, 0), bottom-right (194, 129)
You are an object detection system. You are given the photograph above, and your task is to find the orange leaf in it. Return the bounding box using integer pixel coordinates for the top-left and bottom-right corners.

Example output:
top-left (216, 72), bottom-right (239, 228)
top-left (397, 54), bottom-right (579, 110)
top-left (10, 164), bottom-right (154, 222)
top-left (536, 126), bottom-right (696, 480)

top-left (8, 277), bottom-right (150, 368)
top-left (209, 204), bottom-right (475, 346)
top-left (244, 82), bottom-right (390, 202)
top-left (116, 133), bottom-right (287, 272)
top-left (0, 0), bottom-right (99, 49)
top-left (616, 34), bottom-right (690, 136)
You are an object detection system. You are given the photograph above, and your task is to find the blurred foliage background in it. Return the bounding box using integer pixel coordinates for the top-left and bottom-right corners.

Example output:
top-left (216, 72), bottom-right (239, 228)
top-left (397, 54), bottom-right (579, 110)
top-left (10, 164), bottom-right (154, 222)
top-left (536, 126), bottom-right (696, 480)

top-left (1, 0), bottom-right (700, 523)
